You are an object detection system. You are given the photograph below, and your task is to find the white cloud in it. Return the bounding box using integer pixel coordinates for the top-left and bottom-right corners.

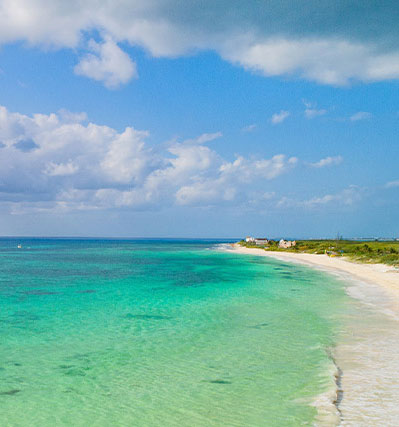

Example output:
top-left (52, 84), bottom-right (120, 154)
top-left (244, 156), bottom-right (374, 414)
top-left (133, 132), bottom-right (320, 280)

top-left (44, 161), bottom-right (78, 176)
top-left (186, 132), bottom-right (223, 145)
top-left (302, 101), bottom-right (327, 119)
top-left (1, 2), bottom-right (399, 86)
top-left (74, 37), bottom-right (137, 88)
top-left (310, 155), bottom-right (343, 168)
top-left (174, 154), bottom-right (296, 206)
top-left (303, 186), bottom-right (361, 208)
top-left (0, 105), bottom-right (298, 213)
top-left (350, 111), bottom-right (373, 121)
top-left (271, 110), bottom-right (290, 124)
top-left (222, 38), bottom-right (399, 86)
top-left (278, 186), bottom-right (362, 209)
top-left (219, 155), bottom-right (297, 182)
top-left (305, 108), bottom-right (327, 119)
top-left (241, 124), bottom-right (257, 133)
top-left (100, 127), bottom-right (151, 183)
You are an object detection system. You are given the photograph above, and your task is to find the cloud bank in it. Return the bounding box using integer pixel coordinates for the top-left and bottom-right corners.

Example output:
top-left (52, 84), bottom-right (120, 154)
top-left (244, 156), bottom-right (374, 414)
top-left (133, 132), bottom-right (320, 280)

top-left (1, 0), bottom-right (399, 87)
top-left (0, 105), bottom-right (298, 213)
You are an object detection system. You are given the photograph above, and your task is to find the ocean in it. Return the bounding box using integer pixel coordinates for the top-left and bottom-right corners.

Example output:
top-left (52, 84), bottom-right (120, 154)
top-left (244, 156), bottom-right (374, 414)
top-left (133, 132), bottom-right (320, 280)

top-left (0, 239), bottom-right (349, 426)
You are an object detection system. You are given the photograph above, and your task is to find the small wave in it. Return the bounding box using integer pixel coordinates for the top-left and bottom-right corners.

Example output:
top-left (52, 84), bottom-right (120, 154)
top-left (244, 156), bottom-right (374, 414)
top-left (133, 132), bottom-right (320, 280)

top-left (311, 349), bottom-right (342, 426)
top-left (211, 243), bottom-right (234, 251)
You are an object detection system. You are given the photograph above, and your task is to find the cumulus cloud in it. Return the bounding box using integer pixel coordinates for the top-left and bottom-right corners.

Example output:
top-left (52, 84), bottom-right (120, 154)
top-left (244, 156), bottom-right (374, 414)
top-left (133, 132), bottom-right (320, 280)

top-left (310, 155), bottom-right (343, 168)
top-left (271, 110), bottom-right (290, 124)
top-left (1, 1), bottom-right (399, 86)
top-left (175, 154), bottom-right (296, 206)
top-left (222, 38), bottom-right (399, 86)
top-left (350, 111), bottom-right (373, 121)
top-left (0, 105), bottom-right (298, 213)
top-left (74, 37), bottom-right (137, 88)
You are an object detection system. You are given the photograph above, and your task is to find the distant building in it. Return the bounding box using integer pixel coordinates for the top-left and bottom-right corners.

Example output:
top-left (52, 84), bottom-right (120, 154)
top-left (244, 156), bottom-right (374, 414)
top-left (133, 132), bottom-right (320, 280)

top-left (279, 239), bottom-right (296, 249)
top-left (254, 238), bottom-right (269, 246)
top-left (245, 236), bottom-right (269, 245)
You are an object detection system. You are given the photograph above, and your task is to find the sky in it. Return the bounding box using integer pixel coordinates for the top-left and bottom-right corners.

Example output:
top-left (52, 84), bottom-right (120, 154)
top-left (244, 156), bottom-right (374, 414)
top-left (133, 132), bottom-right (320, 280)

top-left (0, 0), bottom-right (398, 238)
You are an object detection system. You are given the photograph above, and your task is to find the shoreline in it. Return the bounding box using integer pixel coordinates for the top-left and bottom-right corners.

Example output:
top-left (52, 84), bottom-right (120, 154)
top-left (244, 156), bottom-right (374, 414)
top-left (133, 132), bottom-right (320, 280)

top-left (229, 244), bottom-right (399, 315)
top-left (224, 244), bottom-right (399, 426)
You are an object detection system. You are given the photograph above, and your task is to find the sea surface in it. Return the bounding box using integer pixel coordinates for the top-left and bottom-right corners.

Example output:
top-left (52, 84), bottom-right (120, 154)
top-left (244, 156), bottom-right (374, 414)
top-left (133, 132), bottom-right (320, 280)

top-left (0, 239), bottom-right (350, 426)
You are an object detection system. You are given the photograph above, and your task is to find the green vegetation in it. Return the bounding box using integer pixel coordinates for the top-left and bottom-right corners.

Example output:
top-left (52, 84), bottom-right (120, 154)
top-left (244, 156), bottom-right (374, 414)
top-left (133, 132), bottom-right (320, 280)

top-left (239, 239), bottom-right (399, 266)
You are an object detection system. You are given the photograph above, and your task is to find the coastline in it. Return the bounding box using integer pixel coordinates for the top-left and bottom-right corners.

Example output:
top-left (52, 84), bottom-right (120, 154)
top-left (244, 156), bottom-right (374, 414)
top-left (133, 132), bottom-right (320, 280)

top-left (229, 245), bottom-right (399, 315)
top-left (224, 244), bottom-right (399, 426)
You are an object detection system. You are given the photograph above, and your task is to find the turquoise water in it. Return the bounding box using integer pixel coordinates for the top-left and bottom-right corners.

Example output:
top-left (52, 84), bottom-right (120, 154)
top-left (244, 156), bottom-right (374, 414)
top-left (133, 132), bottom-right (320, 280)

top-left (0, 239), bottom-right (348, 426)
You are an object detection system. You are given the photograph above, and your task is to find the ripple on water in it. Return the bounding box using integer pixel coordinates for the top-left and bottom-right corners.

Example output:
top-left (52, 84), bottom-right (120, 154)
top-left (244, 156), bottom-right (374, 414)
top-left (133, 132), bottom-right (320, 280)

top-left (124, 314), bottom-right (172, 320)
top-left (23, 290), bottom-right (60, 296)
top-left (0, 389), bottom-right (21, 396)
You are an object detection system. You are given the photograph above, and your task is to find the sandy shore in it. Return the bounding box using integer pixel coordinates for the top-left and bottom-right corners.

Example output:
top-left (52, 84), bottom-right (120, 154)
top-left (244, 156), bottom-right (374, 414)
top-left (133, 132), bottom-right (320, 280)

top-left (225, 244), bottom-right (399, 426)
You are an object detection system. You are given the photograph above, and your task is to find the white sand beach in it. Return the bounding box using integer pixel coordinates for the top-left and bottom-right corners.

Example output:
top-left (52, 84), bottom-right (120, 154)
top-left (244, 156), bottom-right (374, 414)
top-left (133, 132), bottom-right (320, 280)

top-left (227, 244), bottom-right (399, 426)
top-left (230, 245), bottom-right (399, 310)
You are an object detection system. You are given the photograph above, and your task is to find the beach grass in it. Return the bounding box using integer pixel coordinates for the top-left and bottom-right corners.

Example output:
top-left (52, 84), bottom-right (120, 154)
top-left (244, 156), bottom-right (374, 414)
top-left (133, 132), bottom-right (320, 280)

top-left (239, 240), bottom-right (399, 266)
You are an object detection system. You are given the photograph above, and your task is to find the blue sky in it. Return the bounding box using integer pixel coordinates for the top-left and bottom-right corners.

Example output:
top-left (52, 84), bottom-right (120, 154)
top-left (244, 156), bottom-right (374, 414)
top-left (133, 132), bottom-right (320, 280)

top-left (0, 1), bottom-right (398, 238)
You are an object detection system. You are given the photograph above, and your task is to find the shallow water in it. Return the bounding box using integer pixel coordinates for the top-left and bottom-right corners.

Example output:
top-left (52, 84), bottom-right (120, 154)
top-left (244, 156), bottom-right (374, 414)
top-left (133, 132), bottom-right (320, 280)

top-left (0, 239), bottom-right (349, 426)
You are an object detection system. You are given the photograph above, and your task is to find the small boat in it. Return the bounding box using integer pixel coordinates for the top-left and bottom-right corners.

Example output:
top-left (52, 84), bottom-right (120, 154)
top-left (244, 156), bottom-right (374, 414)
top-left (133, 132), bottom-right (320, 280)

top-left (17, 244), bottom-right (22, 249)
